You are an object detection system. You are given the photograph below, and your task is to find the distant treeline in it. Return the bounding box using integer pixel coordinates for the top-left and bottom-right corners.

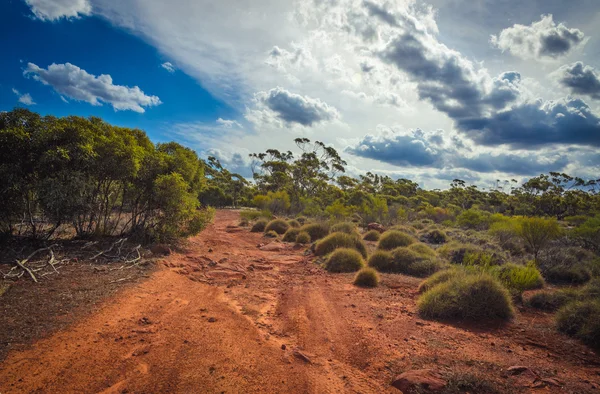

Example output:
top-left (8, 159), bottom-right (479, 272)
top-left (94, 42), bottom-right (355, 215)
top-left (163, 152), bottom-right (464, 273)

top-left (0, 109), bottom-right (213, 242)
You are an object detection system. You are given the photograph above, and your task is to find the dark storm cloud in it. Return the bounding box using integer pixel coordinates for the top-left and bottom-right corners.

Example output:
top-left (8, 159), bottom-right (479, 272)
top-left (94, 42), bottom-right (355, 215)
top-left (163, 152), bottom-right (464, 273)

top-left (554, 62), bottom-right (600, 100)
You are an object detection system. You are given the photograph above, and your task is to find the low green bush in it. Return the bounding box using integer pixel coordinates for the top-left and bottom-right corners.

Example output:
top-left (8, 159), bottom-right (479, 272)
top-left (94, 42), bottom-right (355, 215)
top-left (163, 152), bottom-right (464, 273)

top-left (324, 248), bottom-right (365, 273)
top-left (265, 219), bottom-right (290, 235)
top-left (251, 219), bottom-right (268, 233)
top-left (353, 267), bottom-right (379, 287)
top-left (282, 228), bottom-right (300, 242)
top-left (368, 250), bottom-right (394, 272)
top-left (287, 219), bottom-right (301, 228)
top-left (295, 231), bottom-right (311, 244)
top-left (526, 289), bottom-right (579, 311)
top-left (378, 231), bottom-right (416, 250)
top-left (299, 222), bottom-right (329, 241)
top-left (556, 300), bottom-right (600, 349)
top-left (315, 232), bottom-right (367, 258)
top-left (418, 273), bottom-right (514, 322)
top-left (488, 263), bottom-right (545, 293)
top-left (331, 222), bottom-right (357, 234)
top-left (363, 230), bottom-right (381, 241)
top-left (240, 209), bottom-right (272, 222)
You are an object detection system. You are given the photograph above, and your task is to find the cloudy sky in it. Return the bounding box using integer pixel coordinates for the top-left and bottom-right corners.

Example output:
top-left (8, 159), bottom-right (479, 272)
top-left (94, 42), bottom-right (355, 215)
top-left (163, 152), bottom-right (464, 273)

top-left (2, 0), bottom-right (600, 188)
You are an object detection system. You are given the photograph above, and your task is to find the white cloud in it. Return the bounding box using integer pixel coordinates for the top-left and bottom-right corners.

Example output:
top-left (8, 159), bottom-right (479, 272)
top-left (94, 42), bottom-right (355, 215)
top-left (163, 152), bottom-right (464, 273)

top-left (25, 0), bottom-right (91, 21)
top-left (24, 62), bottom-right (161, 113)
top-left (216, 118), bottom-right (242, 128)
top-left (161, 62), bottom-right (175, 73)
top-left (490, 14), bottom-right (587, 61)
top-left (12, 88), bottom-right (36, 106)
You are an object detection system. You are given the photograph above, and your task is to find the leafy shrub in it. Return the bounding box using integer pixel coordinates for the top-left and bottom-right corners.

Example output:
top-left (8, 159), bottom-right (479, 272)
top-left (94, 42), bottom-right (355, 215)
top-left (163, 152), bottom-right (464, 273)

top-left (251, 219), bottom-right (268, 233)
top-left (253, 190), bottom-right (291, 215)
top-left (324, 248), bottom-right (365, 273)
top-left (488, 263), bottom-right (544, 292)
top-left (287, 219), bottom-right (301, 228)
top-left (264, 230), bottom-right (278, 238)
top-left (418, 273), bottom-right (514, 321)
top-left (408, 243), bottom-right (436, 257)
top-left (527, 289), bottom-right (579, 311)
top-left (368, 250), bottom-right (394, 272)
top-left (421, 229), bottom-right (448, 244)
top-left (299, 222), bottom-right (329, 241)
top-left (489, 220), bottom-right (523, 255)
top-left (514, 217), bottom-right (561, 260)
top-left (354, 267), bottom-right (379, 287)
top-left (571, 215), bottom-right (600, 253)
top-left (556, 300), bottom-right (600, 349)
top-left (331, 222), bottom-right (357, 234)
top-left (295, 231), bottom-right (311, 244)
top-left (282, 228), bottom-right (300, 242)
top-left (363, 230), bottom-right (381, 241)
top-left (456, 209), bottom-right (491, 230)
top-left (315, 232), bottom-right (367, 257)
top-left (264, 219), bottom-right (290, 235)
top-left (378, 231), bottom-right (416, 250)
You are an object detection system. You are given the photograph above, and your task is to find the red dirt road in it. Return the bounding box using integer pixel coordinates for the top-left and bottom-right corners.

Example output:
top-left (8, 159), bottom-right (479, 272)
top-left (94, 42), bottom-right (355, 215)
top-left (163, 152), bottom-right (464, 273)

top-left (0, 210), bottom-right (599, 393)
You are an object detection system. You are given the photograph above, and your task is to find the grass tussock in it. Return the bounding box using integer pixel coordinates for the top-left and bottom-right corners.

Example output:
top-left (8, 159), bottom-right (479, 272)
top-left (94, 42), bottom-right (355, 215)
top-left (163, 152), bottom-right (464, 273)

top-left (556, 300), bottom-right (600, 349)
top-left (287, 219), bottom-right (301, 228)
top-left (315, 232), bottom-right (367, 257)
top-left (363, 230), bottom-right (381, 241)
top-left (295, 231), bottom-right (311, 244)
top-left (417, 272), bottom-right (514, 322)
top-left (421, 229), bottom-right (448, 244)
top-left (526, 289), bottom-right (580, 312)
top-left (378, 230), bottom-right (416, 250)
top-left (391, 247), bottom-right (444, 277)
top-left (368, 250), bottom-right (394, 272)
top-left (487, 263), bottom-right (544, 292)
top-left (408, 243), bottom-right (437, 257)
top-left (353, 267), bottom-right (379, 287)
top-left (299, 222), bottom-right (329, 241)
top-left (389, 225), bottom-right (417, 235)
top-left (537, 247), bottom-right (594, 285)
top-left (264, 230), bottom-right (278, 238)
top-left (324, 248), bottom-right (365, 273)
top-left (330, 222), bottom-right (357, 235)
top-left (282, 227), bottom-right (300, 242)
top-left (251, 219), bottom-right (268, 233)
top-left (264, 219), bottom-right (290, 235)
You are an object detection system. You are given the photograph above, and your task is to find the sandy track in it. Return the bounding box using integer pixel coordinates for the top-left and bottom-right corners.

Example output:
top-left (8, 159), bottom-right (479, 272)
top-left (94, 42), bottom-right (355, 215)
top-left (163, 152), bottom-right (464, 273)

top-left (0, 210), bottom-right (598, 393)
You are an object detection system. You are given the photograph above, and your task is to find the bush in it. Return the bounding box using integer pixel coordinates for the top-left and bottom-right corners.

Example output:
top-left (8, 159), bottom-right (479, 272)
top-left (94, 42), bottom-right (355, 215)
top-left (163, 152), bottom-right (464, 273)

top-left (418, 268), bottom-right (461, 293)
top-left (391, 247), bottom-right (444, 277)
top-left (390, 225), bottom-right (417, 235)
top-left (353, 267), bottom-right (379, 287)
top-left (408, 243), bottom-right (436, 257)
top-left (295, 231), bottom-right (311, 244)
top-left (363, 230), bottom-right (381, 241)
top-left (264, 230), bottom-right (278, 238)
top-left (240, 209), bottom-right (271, 222)
top-left (265, 219), bottom-right (290, 235)
top-left (315, 232), bottom-right (367, 258)
top-left (287, 219), bottom-right (301, 228)
top-left (418, 273), bottom-right (514, 322)
top-left (299, 222), bottom-right (329, 241)
top-left (556, 300), bottom-right (600, 349)
top-left (251, 219), bottom-right (268, 233)
top-left (282, 228), bottom-right (300, 242)
top-left (515, 217), bottom-right (561, 260)
top-left (488, 263), bottom-right (545, 293)
top-left (378, 231), bottom-right (416, 250)
top-left (421, 229), bottom-right (448, 244)
top-left (368, 250), bottom-right (394, 272)
top-left (296, 216), bottom-right (308, 224)
top-left (456, 209), bottom-right (491, 230)
top-left (537, 247), bottom-right (594, 284)
top-left (581, 278), bottom-right (600, 300)
top-left (526, 289), bottom-right (579, 311)
top-left (324, 248), bottom-right (365, 273)
top-left (438, 242), bottom-right (486, 264)
top-left (331, 222), bottom-right (357, 234)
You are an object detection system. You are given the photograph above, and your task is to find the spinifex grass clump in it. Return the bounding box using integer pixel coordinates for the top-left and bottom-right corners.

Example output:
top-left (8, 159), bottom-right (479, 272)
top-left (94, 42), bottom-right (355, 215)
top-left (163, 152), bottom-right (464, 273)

top-left (377, 231), bottom-right (416, 250)
top-left (315, 232), bottom-right (367, 258)
top-left (264, 219), bottom-right (290, 235)
top-left (363, 230), bottom-right (381, 241)
top-left (368, 250), bottom-right (394, 272)
top-left (418, 272), bottom-right (514, 322)
top-left (251, 219), bottom-right (268, 233)
top-left (287, 219), bottom-right (301, 228)
top-left (331, 222), bottom-right (357, 235)
top-left (264, 230), bottom-right (278, 238)
top-left (391, 247), bottom-right (444, 277)
top-left (556, 300), bottom-right (600, 349)
top-left (526, 289), bottom-right (579, 311)
top-left (282, 228), bottom-right (300, 242)
top-left (324, 248), bottom-right (365, 273)
top-left (353, 267), bottom-right (379, 287)
top-left (295, 231), bottom-right (311, 244)
top-left (299, 222), bottom-right (329, 241)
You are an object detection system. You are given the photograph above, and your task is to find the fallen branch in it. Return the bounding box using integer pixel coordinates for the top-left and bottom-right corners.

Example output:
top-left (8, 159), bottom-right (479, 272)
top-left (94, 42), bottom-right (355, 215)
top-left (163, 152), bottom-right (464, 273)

top-left (90, 238), bottom-right (127, 260)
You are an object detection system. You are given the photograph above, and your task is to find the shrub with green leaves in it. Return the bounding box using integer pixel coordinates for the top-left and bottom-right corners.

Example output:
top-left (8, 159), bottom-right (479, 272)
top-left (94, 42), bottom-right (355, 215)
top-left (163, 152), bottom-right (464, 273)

top-left (331, 222), bottom-right (357, 234)
top-left (556, 300), bottom-right (600, 349)
top-left (295, 231), bottom-right (311, 244)
top-left (368, 250), bottom-right (394, 272)
top-left (526, 289), bottom-right (579, 312)
top-left (282, 228), bottom-right (300, 242)
top-left (363, 230), bottom-right (381, 241)
top-left (264, 219), bottom-right (290, 235)
top-left (378, 231), bottom-right (416, 250)
top-left (299, 222), bottom-right (329, 241)
top-left (353, 267), bottom-right (379, 287)
top-left (324, 248), bottom-right (365, 273)
top-left (418, 273), bottom-right (514, 322)
top-left (315, 232), bottom-right (367, 258)
top-left (456, 209), bottom-right (491, 230)
top-left (251, 219), bottom-right (268, 233)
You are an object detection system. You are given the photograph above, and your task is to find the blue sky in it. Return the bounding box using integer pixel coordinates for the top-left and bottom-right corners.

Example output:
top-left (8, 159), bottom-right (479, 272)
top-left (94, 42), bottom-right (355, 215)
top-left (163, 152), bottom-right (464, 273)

top-left (1, 0), bottom-right (599, 188)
